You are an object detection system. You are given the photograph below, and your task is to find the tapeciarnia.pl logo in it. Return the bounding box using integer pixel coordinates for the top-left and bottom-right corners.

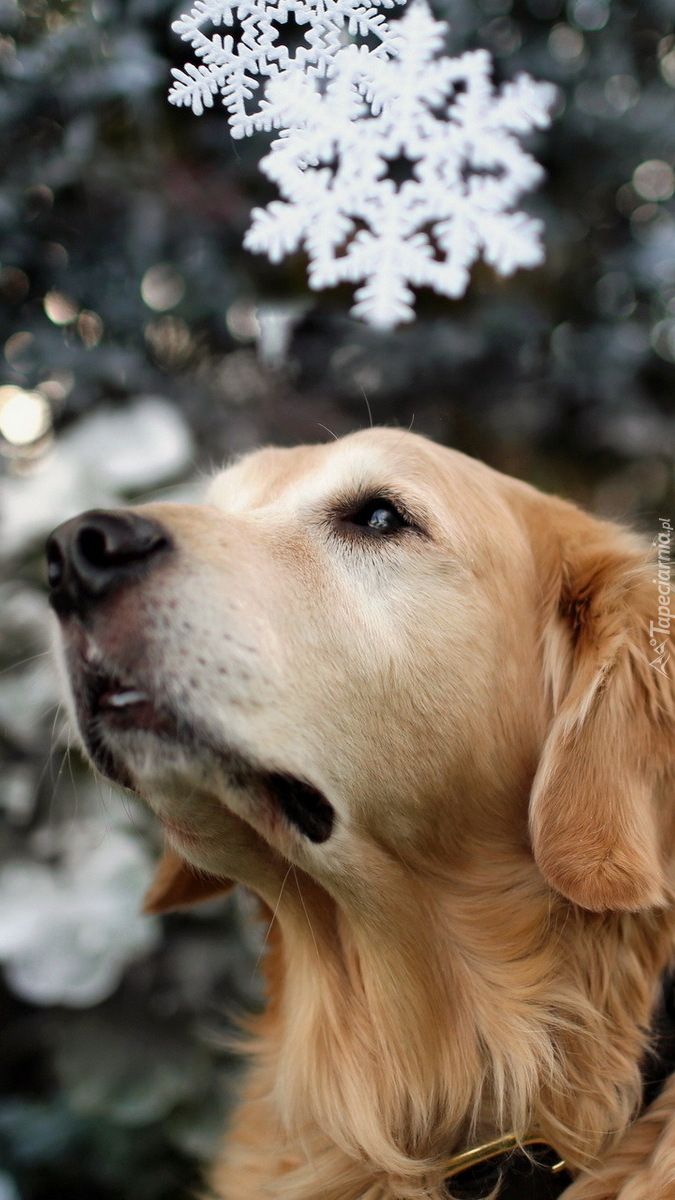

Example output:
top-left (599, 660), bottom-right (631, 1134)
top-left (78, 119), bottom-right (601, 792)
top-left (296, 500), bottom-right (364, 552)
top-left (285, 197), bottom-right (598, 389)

top-left (649, 517), bottom-right (672, 677)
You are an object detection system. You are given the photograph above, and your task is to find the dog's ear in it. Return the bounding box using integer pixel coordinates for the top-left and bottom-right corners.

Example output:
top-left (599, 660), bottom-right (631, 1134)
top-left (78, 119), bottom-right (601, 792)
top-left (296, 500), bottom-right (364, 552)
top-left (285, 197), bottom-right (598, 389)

top-left (143, 847), bottom-right (234, 914)
top-left (528, 500), bottom-right (674, 912)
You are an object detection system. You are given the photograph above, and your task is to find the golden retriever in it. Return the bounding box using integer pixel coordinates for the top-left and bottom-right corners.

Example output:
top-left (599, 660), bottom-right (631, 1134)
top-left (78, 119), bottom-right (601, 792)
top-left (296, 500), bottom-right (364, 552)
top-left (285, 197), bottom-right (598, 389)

top-left (46, 428), bottom-right (675, 1200)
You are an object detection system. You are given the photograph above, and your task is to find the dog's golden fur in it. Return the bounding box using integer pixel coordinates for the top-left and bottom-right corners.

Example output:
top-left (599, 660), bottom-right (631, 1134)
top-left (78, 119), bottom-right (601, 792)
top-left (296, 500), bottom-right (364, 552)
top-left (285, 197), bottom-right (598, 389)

top-left (54, 429), bottom-right (674, 1199)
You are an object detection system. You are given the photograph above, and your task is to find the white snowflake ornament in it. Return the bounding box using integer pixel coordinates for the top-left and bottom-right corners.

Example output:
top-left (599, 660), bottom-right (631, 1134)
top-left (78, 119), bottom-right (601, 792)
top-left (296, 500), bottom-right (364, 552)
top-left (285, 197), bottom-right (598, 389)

top-left (244, 0), bottom-right (557, 327)
top-left (170, 0), bottom-right (405, 137)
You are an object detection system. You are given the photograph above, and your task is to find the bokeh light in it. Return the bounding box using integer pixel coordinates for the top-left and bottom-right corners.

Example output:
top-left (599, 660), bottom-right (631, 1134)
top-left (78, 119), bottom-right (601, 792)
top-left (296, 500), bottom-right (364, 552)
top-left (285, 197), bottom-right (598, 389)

top-left (604, 75), bottom-right (639, 114)
top-left (0, 385), bottom-right (51, 446)
top-left (38, 374), bottom-right (73, 403)
top-left (548, 24), bottom-right (585, 65)
top-left (4, 331), bottom-right (33, 364)
top-left (43, 291), bottom-right (78, 325)
top-left (569, 0), bottom-right (609, 31)
top-left (141, 263), bottom-right (186, 312)
top-left (77, 310), bottom-right (104, 347)
top-left (661, 49), bottom-right (675, 88)
top-left (0, 267), bottom-right (29, 305)
top-left (632, 160), bottom-right (675, 203)
top-left (144, 315), bottom-right (193, 367)
top-left (651, 319), bottom-right (675, 363)
top-left (226, 299), bottom-right (261, 342)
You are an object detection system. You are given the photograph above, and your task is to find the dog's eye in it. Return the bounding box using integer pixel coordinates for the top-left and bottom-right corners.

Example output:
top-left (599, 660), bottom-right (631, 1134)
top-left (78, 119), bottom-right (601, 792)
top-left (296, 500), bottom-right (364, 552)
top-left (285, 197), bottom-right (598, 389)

top-left (347, 499), bottom-right (408, 535)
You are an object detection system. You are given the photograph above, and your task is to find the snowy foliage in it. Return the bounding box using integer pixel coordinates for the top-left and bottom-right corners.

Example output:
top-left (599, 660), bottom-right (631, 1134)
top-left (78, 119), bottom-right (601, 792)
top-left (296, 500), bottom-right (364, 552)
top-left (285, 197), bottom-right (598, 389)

top-left (0, 822), bottom-right (159, 1006)
top-left (0, 396), bottom-right (194, 559)
top-left (171, 0), bottom-right (556, 326)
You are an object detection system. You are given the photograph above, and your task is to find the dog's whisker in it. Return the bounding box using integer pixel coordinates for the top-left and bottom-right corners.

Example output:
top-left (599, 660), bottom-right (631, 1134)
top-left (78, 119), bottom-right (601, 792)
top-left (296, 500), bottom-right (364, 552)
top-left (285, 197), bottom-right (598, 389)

top-left (316, 422), bottom-right (339, 441)
top-left (66, 746), bottom-right (81, 820)
top-left (32, 741), bottom-right (62, 813)
top-left (253, 862), bottom-right (293, 980)
top-left (0, 649), bottom-right (51, 678)
top-left (48, 742), bottom-right (79, 823)
top-left (360, 387), bottom-right (374, 431)
top-left (291, 864), bottom-right (320, 961)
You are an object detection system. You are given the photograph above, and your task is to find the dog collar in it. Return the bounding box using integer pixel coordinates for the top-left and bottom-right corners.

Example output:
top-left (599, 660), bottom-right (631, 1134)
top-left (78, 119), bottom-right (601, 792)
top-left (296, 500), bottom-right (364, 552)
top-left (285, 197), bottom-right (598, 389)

top-left (442, 967), bottom-right (675, 1198)
top-left (442, 1135), bottom-right (570, 1199)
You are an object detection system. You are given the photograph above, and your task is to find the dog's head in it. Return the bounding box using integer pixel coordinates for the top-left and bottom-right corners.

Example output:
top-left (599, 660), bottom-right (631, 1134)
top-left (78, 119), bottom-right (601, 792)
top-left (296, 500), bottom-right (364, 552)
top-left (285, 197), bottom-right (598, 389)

top-left (46, 427), bottom-right (675, 1182)
top-left (47, 428), bottom-right (673, 919)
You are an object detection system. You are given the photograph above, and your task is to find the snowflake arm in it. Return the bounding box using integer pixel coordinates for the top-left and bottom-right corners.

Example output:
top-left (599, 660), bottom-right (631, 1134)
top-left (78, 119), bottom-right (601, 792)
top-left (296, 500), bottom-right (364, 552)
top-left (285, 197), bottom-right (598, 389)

top-left (168, 62), bottom-right (223, 115)
top-left (477, 210), bottom-right (547, 275)
top-left (170, 0), bottom-right (406, 136)
top-left (486, 74), bottom-right (559, 134)
top-left (244, 200), bottom-right (312, 261)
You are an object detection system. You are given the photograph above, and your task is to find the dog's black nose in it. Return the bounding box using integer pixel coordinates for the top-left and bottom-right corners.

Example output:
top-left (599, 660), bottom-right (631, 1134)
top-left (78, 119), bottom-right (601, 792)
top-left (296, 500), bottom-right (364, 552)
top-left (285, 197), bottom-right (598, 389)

top-left (46, 509), bottom-right (172, 616)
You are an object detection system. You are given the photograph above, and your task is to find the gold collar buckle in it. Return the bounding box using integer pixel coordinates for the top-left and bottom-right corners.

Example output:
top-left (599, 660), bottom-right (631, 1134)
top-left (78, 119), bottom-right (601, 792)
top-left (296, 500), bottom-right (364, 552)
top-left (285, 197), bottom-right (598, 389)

top-left (443, 1133), bottom-right (566, 1183)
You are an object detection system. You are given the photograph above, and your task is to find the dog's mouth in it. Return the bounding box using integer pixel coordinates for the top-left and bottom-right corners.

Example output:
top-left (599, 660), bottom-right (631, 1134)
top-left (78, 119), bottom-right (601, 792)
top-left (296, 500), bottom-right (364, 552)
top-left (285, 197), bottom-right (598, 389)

top-left (74, 665), bottom-right (335, 844)
top-left (71, 665), bottom-right (176, 782)
top-left (93, 676), bottom-right (174, 735)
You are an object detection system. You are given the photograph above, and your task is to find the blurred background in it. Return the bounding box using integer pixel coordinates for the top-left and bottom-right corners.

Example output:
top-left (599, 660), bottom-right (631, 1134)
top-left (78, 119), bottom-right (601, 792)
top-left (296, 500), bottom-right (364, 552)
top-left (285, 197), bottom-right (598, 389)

top-left (0, 0), bottom-right (674, 1195)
